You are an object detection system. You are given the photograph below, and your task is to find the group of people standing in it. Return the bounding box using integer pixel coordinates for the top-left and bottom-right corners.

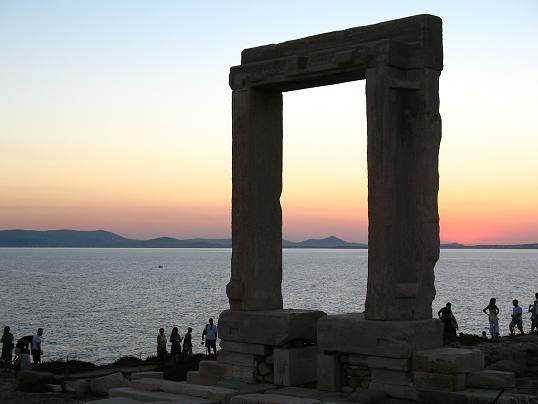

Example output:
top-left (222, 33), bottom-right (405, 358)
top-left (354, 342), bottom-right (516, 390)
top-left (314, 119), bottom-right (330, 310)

top-left (1, 326), bottom-right (44, 374)
top-left (438, 292), bottom-right (538, 341)
top-left (157, 318), bottom-right (218, 362)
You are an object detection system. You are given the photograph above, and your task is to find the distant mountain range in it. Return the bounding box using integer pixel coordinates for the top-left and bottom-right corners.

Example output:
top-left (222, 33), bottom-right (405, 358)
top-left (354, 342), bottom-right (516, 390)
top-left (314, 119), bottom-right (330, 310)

top-left (0, 230), bottom-right (536, 249)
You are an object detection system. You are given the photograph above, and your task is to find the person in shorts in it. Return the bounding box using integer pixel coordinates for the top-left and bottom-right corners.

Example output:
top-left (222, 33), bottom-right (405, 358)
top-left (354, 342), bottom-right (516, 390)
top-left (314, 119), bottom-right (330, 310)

top-left (1, 326), bottom-right (14, 372)
top-left (31, 328), bottom-right (44, 364)
top-left (202, 318), bottom-right (217, 356)
top-left (509, 299), bottom-right (524, 335)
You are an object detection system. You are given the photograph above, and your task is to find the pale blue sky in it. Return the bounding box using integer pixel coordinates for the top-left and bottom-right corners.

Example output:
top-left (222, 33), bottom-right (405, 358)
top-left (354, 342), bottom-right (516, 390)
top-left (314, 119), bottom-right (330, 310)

top-left (1, 1), bottom-right (537, 243)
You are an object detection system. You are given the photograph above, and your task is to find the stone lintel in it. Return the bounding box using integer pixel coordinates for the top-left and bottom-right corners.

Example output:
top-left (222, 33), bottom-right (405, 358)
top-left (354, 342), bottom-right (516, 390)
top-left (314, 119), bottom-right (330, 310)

top-left (317, 313), bottom-right (442, 358)
top-left (230, 39), bottom-right (427, 91)
top-left (241, 14), bottom-right (442, 68)
top-left (219, 309), bottom-right (326, 346)
top-left (412, 347), bottom-right (485, 374)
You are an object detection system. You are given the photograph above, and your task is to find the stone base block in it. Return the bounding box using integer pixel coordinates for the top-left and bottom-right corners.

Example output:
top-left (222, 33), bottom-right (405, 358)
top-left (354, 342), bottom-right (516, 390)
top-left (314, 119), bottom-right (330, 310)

top-left (218, 351), bottom-right (256, 367)
top-left (230, 393), bottom-right (320, 404)
top-left (187, 371), bottom-right (219, 386)
top-left (129, 371), bottom-right (163, 380)
top-left (413, 347), bottom-right (484, 374)
top-left (274, 346), bottom-right (318, 386)
top-left (317, 313), bottom-right (442, 358)
top-left (317, 354), bottom-right (341, 392)
top-left (221, 341), bottom-right (271, 356)
top-left (109, 387), bottom-right (220, 403)
top-left (414, 372), bottom-right (466, 392)
top-left (371, 369), bottom-right (413, 386)
top-left (199, 361), bottom-right (256, 384)
top-left (219, 310), bottom-right (325, 346)
top-left (466, 370), bottom-right (516, 389)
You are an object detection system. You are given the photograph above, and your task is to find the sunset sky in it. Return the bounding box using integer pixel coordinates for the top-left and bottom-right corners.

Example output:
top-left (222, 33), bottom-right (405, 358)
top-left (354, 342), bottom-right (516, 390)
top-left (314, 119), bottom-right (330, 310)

top-left (1, 1), bottom-right (537, 244)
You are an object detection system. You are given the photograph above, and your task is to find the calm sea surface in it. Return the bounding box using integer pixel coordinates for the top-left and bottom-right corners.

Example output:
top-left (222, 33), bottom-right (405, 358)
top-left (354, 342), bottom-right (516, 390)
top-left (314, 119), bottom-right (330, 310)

top-left (0, 248), bottom-right (536, 363)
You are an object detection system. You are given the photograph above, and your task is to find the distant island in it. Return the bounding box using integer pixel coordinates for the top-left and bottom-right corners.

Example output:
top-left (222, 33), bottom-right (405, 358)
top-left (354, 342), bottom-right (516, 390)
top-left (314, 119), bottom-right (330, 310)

top-left (0, 229), bottom-right (536, 249)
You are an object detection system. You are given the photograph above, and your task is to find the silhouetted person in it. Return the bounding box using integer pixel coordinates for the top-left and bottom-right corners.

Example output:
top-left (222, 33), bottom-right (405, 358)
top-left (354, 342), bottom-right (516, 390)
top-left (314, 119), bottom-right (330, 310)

top-left (31, 328), bottom-right (44, 365)
top-left (157, 328), bottom-right (167, 361)
top-left (170, 327), bottom-right (182, 362)
top-left (509, 299), bottom-right (524, 335)
top-left (481, 331), bottom-right (487, 339)
top-left (13, 338), bottom-right (31, 376)
top-left (1, 326), bottom-right (14, 373)
top-left (202, 318), bottom-right (217, 356)
top-left (438, 302), bottom-right (458, 342)
top-left (183, 327), bottom-right (193, 358)
top-left (529, 300), bottom-right (538, 334)
top-left (483, 298), bottom-right (500, 339)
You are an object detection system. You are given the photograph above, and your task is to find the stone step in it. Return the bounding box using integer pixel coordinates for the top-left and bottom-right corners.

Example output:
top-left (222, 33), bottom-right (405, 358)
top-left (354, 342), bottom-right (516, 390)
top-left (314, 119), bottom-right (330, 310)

top-left (229, 393), bottom-right (320, 404)
top-left (130, 379), bottom-right (237, 403)
top-left (130, 372), bottom-right (164, 380)
top-left (109, 387), bottom-right (220, 403)
top-left (187, 371), bottom-right (221, 386)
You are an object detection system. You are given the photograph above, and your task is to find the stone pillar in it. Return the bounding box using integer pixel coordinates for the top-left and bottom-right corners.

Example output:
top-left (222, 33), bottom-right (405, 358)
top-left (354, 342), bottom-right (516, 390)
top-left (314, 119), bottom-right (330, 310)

top-left (227, 88), bottom-right (283, 311)
top-left (365, 65), bottom-right (442, 321)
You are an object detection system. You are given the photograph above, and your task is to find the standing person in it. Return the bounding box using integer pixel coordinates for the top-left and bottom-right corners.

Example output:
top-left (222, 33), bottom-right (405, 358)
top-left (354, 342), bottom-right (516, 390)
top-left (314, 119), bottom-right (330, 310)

top-left (437, 302), bottom-right (458, 342)
top-left (169, 327), bottom-right (182, 362)
top-left (157, 328), bottom-right (167, 362)
top-left (483, 298), bottom-right (500, 339)
top-left (201, 318), bottom-right (218, 357)
top-left (31, 328), bottom-right (44, 365)
top-left (1, 326), bottom-right (14, 372)
top-left (183, 327), bottom-right (193, 358)
top-left (529, 300), bottom-right (538, 334)
top-left (509, 299), bottom-right (524, 335)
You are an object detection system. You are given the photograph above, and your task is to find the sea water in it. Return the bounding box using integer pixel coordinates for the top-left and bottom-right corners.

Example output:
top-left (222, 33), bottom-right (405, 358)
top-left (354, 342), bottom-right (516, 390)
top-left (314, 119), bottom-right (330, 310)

top-left (0, 248), bottom-right (536, 363)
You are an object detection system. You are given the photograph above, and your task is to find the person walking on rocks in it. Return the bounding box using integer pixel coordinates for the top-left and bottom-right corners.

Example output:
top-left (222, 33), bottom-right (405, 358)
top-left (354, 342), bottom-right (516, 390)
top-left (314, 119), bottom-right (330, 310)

top-left (1, 326), bottom-right (14, 372)
top-left (157, 328), bottom-right (167, 361)
top-left (31, 328), bottom-right (44, 365)
top-left (183, 327), bottom-right (193, 358)
top-left (483, 298), bottom-right (500, 339)
top-left (202, 318), bottom-right (217, 357)
top-left (509, 299), bottom-right (524, 336)
top-left (437, 302), bottom-right (458, 342)
top-left (169, 327), bottom-right (182, 362)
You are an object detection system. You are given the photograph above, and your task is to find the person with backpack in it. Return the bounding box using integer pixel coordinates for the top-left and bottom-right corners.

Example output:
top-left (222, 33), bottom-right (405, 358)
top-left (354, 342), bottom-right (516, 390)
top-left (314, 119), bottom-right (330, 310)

top-left (201, 318), bottom-right (217, 357)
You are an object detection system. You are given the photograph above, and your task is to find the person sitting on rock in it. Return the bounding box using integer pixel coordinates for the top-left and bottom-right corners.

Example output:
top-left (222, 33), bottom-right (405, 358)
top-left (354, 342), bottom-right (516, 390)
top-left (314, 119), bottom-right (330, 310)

top-left (509, 299), bottom-right (524, 336)
top-left (437, 302), bottom-right (458, 342)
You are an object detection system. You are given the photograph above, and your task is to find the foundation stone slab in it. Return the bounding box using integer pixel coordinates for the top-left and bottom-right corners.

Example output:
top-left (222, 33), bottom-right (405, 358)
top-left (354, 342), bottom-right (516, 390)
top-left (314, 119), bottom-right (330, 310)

top-left (466, 370), bottom-right (516, 389)
top-left (230, 393), bottom-right (320, 404)
top-left (413, 347), bottom-right (484, 374)
top-left (109, 387), bottom-right (219, 403)
top-left (220, 341), bottom-right (271, 356)
top-left (414, 371), bottom-right (466, 392)
top-left (318, 313), bottom-right (442, 358)
top-left (219, 310), bottom-right (325, 346)
top-left (274, 346), bottom-right (318, 386)
top-left (130, 371), bottom-right (163, 380)
top-left (218, 351), bottom-right (256, 367)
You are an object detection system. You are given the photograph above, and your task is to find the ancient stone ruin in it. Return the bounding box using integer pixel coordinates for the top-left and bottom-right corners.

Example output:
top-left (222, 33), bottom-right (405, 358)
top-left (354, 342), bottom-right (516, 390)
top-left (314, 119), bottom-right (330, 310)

top-left (185, 15), bottom-right (524, 403)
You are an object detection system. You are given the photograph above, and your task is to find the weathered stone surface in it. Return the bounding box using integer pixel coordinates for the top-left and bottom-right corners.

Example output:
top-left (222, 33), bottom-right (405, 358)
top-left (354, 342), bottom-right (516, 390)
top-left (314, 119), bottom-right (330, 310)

top-left (65, 379), bottom-right (90, 398)
top-left (365, 64), bottom-right (442, 321)
top-left (418, 388), bottom-right (538, 404)
top-left (220, 341), bottom-right (271, 356)
top-left (413, 347), bottom-right (484, 374)
top-left (86, 398), bottom-right (145, 404)
top-left (230, 393), bottom-right (320, 404)
top-left (487, 359), bottom-right (526, 377)
top-left (368, 382), bottom-right (419, 401)
top-left (318, 313), bottom-right (442, 358)
top-left (17, 370), bottom-right (57, 391)
top-left (218, 351), bottom-right (256, 367)
top-left (413, 372), bottom-right (466, 392)
top-left (186, 371), bottom-right (219, 386)
top-left (199, 361), bottom-right (257, 384)
top-left (219, 310), bottom-right (325, 346)
top-left (317, 354), bottom-right (341, 392)
top-left (467, 370), bottom-right (516, 389)
top-left (274, 346), bottom-right (318, 386)
top-left (368, 356), bottom-right (410, 371)
top-left (228, 87), bottom-right (283, 311)
top-left (90, 372), bottom-right (129, 396)
top-left (370, 369), bottom-right (413, 386)
top-left (109, 387), bottom-right (219, 403)
top-left (130, 371), bottom-right (163, 380)
top-left (129, 378), bottom-right (163, 391)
